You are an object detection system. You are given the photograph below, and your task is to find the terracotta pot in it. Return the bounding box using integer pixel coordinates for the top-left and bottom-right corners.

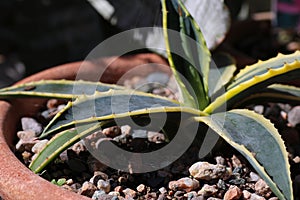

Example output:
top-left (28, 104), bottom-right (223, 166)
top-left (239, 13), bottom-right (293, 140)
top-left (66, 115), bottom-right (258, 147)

top-left (0, 53), bottom-right (169, 200)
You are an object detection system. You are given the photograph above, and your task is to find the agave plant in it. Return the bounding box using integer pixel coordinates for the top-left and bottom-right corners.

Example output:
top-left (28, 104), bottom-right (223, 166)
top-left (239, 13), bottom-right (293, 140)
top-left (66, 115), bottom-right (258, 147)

top-left (1, 0), bottom-right (300, 199)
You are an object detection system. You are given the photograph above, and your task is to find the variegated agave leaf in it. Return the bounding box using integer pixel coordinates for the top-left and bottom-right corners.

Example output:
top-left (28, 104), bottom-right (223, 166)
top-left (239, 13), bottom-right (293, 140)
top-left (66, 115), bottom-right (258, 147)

top-left (228, 51), bottom-right (300, 90)
top-left (233, 84), bottom-right (300, 107)
top-left (196, 109), bottom-right (293, 200)
top-left (40, 89), bottom-right (206, 138)
top-left (31, 90), bottom-right (207, 173)
top-left (30, 123), bottom-right (103, 173)
top-left (0, 80), bottom-right (125, 99)
top-left (162, 0), bottom-right (211, 110)
top-left (205, 57), bottom-right (300, 113)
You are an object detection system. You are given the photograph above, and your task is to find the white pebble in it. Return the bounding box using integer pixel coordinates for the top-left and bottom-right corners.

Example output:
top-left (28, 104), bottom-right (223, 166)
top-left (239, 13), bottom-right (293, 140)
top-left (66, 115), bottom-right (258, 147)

top-left (31, 139), bottom-right (48, 154)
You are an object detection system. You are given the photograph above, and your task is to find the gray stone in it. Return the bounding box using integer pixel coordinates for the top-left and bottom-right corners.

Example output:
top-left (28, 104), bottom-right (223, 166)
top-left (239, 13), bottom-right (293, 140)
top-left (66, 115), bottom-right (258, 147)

top-left (102, 126), bottom-right (121, 138)
top-left (121, 125), bottom-right (131, 135)
top-left (288, 106), bottom-right (300, 127)
top-left (243, 190), bottom-right (252, 199)
top-left (189, 161), bottom-right (231, 181)
top-left (215, 156), bottom-right (225, 165)
top-left (174, 190), bottom-right (185, 198)
top-left (254, 105), bottom-right (264, 114)
top-left (268, 198), bottom-right (278, 200)
top-left (15, 138), bottom-right (38, 152)
top-left (169, 177), bottom-right (200, 192)
top-left (157, 193), bottom-right (167, 200)
top-left (159, 187), bottom-right (167, 194)
top-left (16, 130), bottom-right (39, 152)
top-left (61, 185), bottom-right (74, 192)
top-left (108, 191), bottom-right (120, 196)
top-left (231, 155), bottom-right (242, 168)
top-left (293, 156), bottom-right (300, 163)
top-left (114, 186), bottom-right (122, 193)
top-left (21, 151), bottom-right (32, 164)
top-left (17, 130), bottom-right (36, 140)
top-left (92, 190), bottom-right (115, 200)
top-left (127, 76), bottom-right (144, 90)
top-left (112, 134), bottom-right (128, 144)
top-left (198, 184), bottom-right (218, 196)
top-left (92, 190), bottom-right (106, 199)
top-left (57, 104), bottom-right (66, 111)
top-left (70, 183), bottom-right (82, 191)
top-left (254, 179), bottom-right (271, 198)
top-left (249, 172), bottom-right (260, 182)
top-left (229, 178), bottom-right (245, 185)
top-left (21, 117), bottom-right (42, 135)
top-left (46, 99), bottom-right (59, 109)
top-left (59, 150), bottom-right (68, 161)
top-left (132, 129), bottom-right (148, 139)
top-left (185, 191), bottom-right (197, 199)
top-left (97, 179), bottom-right (111, 193)
top-left (66, 179), bottom-right (74, 185)
top-left (277, 103), bottom-right (292, 113)
top-left (249, 193), bottom-right (266, 200)
top-left (79, 181), bottom-right (97, 197)
top-left (90, 171), bottom-right (109, 185)
top-left (31, 139), bottom-right (48, 154)
top-left (72, 141), bottom-right (86, 154)
top-left (152, 88), bottom-right (167, 96)
top-left (41, 108), bottom-right (57, 119)
top-left (122, 188), bottom-right (137, 198)
top-left (281, 110), bottom-right (288, 120)
top-left (148, 131), bottom-right (165, 143)
top-left (223, 185), bottom-right (242, 200)
top-left (136, 184), bottom-right (146, 193)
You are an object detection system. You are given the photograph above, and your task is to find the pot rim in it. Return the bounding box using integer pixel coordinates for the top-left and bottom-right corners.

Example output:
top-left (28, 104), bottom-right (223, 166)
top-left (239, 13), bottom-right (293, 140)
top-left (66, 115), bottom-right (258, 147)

top-left (0, 61), bottom-right (93, 200)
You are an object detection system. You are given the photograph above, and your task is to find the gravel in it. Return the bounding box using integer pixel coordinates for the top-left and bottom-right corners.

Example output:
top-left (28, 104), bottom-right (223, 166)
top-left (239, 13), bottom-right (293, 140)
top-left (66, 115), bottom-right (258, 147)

top-left (14, 74), bottom-right (300, 199)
